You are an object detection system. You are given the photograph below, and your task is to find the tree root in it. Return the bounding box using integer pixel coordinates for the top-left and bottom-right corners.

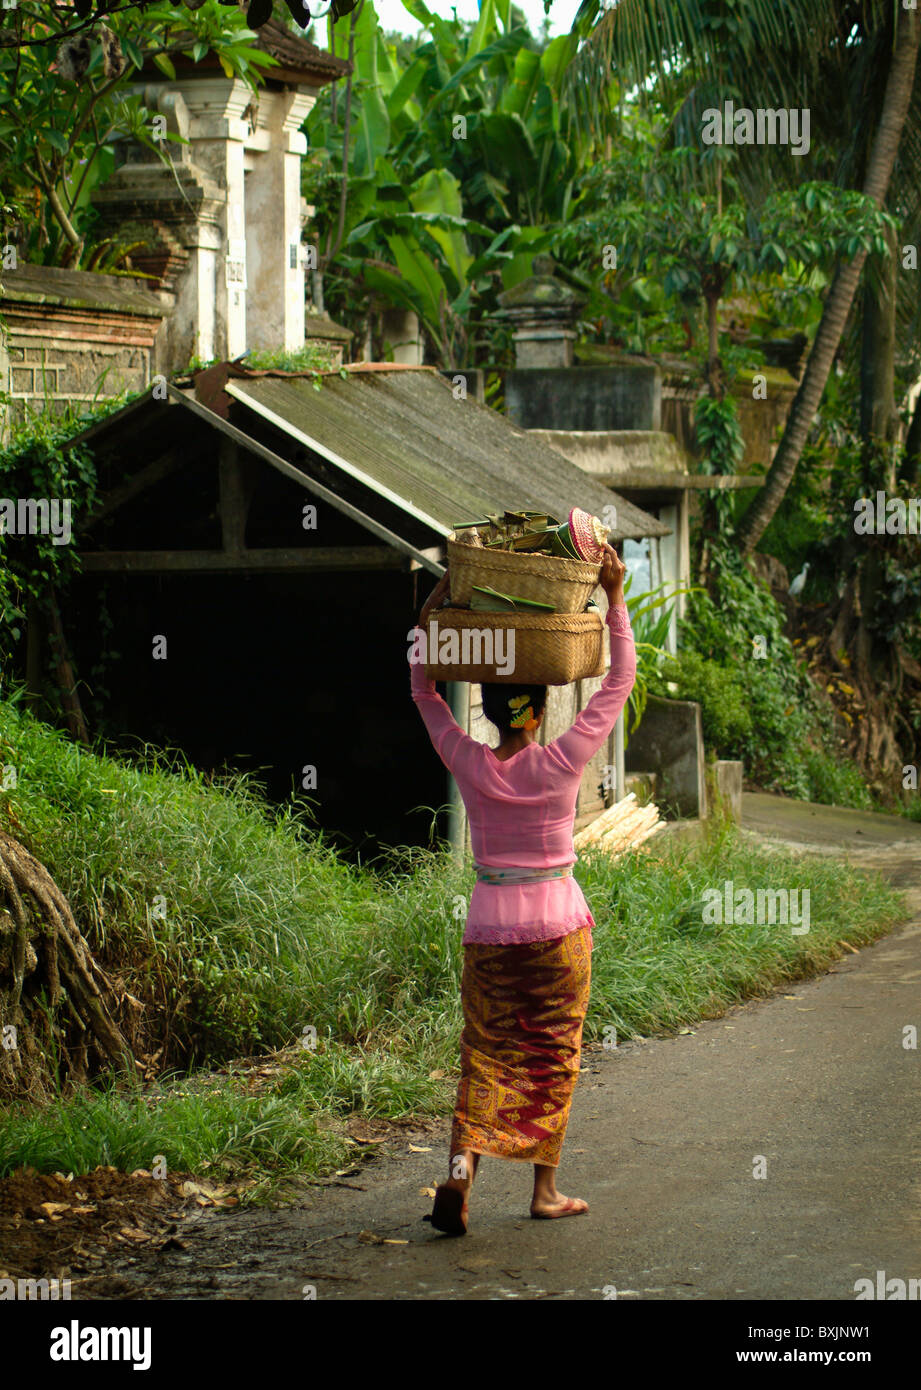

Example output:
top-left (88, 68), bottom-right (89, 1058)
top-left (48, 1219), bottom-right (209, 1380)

top-left (806, 591), bottom-right (921, 795)
top-left (0, 829), bottom-right (134, 1100)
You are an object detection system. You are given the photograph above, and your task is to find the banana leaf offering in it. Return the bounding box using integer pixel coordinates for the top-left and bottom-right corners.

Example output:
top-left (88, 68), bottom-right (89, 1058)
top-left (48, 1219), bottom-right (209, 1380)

top-left (469, 585), bottom-right (556, 613)
top-left (452, 507), bottom-right (607, 561)
top-left (452, 510), bottom-right (561, 553)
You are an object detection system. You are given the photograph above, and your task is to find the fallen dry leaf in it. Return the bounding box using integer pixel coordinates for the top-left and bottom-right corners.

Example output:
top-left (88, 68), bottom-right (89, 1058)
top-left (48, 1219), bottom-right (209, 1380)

top-left (38, 1202), bottom-right (70, 1217)
top-left (180, 1179), bottom-right (234, 1202)
top-left (194, 1181), bottom-right (223, 1198)
top-left (159, 1236), bottom-right (187, 1252)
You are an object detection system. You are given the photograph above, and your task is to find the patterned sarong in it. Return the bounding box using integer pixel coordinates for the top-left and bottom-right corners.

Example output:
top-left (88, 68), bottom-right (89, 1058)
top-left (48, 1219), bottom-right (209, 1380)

top-left (451, 925), bottom-right (593, 1168)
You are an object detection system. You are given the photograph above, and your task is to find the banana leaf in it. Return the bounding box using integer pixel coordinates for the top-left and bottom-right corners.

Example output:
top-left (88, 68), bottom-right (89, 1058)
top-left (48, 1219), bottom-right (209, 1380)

top-left (499, 47), bottom-right (542, 117)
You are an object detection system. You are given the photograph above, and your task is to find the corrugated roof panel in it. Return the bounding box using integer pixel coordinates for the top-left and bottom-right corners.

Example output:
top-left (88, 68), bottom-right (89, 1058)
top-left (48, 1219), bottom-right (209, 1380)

top-left (224, 368), bottom-right (669, 541)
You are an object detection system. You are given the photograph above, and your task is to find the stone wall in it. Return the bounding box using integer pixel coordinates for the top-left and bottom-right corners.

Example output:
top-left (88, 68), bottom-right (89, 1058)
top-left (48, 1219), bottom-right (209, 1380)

top-left (661, 366), bottom-right (797, 468)
top-left (526, 428), bottom-right (688, 477)
top-left (0, 263), bottom-right (168, 440)
top-left (625, 693), bottom-right (707, 819)
top-left (505, 363), bottom-right (662, 432)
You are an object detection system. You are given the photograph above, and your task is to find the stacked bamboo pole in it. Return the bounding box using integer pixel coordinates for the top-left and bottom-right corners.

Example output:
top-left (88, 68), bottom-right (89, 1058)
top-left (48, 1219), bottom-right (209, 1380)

top-left (573, 793), bottom-right (665, 857)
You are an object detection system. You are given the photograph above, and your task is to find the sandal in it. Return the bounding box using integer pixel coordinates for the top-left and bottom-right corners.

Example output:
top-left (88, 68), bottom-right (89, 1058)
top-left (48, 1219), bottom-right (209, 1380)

top-left (530, 1197), bottom-right (589, 1220)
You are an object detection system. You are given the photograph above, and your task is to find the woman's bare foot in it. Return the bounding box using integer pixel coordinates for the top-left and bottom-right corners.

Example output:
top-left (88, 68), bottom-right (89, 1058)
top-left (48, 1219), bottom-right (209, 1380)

top-left (426, 1150), bottom-right (478, 1234)
top-left (443, 1148), bottom-right (477, 1197)
top-left (530, 1191), bottom-right (589, 1219)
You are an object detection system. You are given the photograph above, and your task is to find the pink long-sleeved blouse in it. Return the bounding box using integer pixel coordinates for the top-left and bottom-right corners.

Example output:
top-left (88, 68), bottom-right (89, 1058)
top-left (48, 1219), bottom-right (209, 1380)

top-left (409, 601), bottom-right (637, 946)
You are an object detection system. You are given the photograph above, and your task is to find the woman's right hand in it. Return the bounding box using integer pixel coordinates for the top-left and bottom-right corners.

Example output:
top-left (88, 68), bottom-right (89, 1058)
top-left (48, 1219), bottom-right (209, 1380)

top-left (419, 569), bottom-right (450, 623)
top-left (599, 543), bottom-right (627, 605)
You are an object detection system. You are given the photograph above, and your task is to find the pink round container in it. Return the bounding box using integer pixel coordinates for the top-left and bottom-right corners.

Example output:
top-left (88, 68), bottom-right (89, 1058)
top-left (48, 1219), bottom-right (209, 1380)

top-left (568, 508), bottom-right (607, 563)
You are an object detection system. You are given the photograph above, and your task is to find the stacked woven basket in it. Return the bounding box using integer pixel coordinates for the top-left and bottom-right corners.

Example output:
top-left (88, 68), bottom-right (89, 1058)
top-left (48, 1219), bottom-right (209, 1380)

top-left (425, 509), bottom-right (610, 685)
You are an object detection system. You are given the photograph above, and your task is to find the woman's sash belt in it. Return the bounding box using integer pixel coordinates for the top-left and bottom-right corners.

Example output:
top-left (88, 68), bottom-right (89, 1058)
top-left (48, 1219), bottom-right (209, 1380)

top-left (474, 864), bottom-right (574, 886)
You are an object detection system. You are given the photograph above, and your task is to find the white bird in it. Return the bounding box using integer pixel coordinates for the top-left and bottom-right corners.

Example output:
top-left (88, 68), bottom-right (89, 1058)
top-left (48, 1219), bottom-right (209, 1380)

top-left (789, 561), bottom-right (810, 598)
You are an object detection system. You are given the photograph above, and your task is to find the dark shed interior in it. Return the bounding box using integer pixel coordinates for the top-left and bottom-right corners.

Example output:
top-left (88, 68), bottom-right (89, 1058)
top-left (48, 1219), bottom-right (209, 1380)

top-left (62, 397), bottom-right (452, 860)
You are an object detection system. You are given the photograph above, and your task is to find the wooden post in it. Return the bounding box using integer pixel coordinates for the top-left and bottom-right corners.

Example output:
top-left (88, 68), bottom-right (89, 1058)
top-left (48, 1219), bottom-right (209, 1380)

top-left (25, 595), bottom-right (42, 714)
top-left (677, 486), bottom-right (691, 626)
top-left (43, 590), bottom-right (89, 745)
top-left (218, 436), bottom-right (254, 557)
top-left (447, 681), bottom-right (470, 856)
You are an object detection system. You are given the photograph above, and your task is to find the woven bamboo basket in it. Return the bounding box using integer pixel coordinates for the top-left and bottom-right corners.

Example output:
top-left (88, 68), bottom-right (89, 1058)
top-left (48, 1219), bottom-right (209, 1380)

top-left (423, 608), bottom-right (606, 685)
top-left (447, 537), bottom-right (601, 614)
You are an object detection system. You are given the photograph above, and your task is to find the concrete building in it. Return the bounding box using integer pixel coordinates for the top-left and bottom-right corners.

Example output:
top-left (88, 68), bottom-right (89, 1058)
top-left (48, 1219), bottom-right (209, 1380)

top-left (0, 17), bottom-right (349, 442)
top-left (89, 17), bottom-right (349, 371)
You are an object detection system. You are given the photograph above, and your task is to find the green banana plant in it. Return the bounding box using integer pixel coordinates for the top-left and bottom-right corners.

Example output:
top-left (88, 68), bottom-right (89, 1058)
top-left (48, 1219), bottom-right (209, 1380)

top-left (304, 0), bottom-right (616, 365)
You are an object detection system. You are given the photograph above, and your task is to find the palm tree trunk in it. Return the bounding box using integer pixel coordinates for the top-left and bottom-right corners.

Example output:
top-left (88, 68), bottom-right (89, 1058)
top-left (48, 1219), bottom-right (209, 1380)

top-left (859, 223), bottom-right (898, 483)
top-left (736, 4), bottom-right (920, 556)
top-left (705, 289), bottom-right (721, 397)
top-left (904, 388), bottom-right (921, 486)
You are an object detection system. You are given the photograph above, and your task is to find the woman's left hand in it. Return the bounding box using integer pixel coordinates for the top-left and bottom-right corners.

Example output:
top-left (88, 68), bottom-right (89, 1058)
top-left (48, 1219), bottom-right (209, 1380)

top-left (599, 543), bottom-right (627, 604)
top-left (420, 569), bottom-right (450, 622)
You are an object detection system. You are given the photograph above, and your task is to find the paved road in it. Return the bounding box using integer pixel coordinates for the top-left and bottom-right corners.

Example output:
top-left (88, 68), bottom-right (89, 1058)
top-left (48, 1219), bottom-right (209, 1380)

top-left (120, 794), bottom-right (921, 1301)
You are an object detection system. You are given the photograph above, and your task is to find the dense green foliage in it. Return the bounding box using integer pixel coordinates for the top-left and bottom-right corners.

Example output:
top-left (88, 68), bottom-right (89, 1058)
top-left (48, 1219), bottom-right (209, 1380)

top-left (0, 2), bottom-right (273, 266)
top-left (655, 649), bottom-right (753, 750)
top-left (303, 0), bottom-right (614, 363)
top-left (0, 389), bottom-right (138, 654)
top-left (649, 551), bottom-right (873, 808)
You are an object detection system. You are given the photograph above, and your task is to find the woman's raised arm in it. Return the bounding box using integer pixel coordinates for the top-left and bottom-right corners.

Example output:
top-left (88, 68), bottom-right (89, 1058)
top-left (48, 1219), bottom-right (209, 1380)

top-left (409, 568), bottom-right (471, 773)
top-left (546, 601), bottom-right (636, 772)
top-left (546, 544), bottom-right (636, 772)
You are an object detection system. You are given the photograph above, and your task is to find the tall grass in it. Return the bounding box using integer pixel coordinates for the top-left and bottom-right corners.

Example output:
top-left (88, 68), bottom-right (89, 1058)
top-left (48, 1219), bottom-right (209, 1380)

top-left (0, 694), bottom-right (472, 1064)
top-left (0, 694), bottom-right (909, 1188)
top-left (581, 823), bottom-right (904, 1039)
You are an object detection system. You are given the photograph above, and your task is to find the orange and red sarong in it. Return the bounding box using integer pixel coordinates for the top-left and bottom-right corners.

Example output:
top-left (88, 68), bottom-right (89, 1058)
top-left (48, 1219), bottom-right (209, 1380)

top-left (451, 925), bottom-right (593, 1168)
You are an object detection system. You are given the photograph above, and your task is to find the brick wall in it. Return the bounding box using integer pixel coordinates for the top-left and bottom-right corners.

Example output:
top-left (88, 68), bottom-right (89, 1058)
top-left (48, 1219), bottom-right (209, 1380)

top-left (0, 264), bottom-right (169, 441)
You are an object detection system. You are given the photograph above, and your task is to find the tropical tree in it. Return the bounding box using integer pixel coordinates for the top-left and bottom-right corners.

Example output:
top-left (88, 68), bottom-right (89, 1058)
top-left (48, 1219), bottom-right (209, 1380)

top-left (564, 0), bottom-right (920, 554)
top-left (560, 90), bottom-right (890, 570)
top-left (557, 0), bottom-right (921, 782)
top-left (736, 1), bottom-right (921, 554)
top-left (0, 1), bottom-right (276, 266)
top-left (0, 0), bottom-right (360, 45)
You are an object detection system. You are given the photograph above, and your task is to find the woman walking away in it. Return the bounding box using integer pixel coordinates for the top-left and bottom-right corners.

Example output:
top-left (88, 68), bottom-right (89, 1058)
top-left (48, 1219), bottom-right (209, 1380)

top-left (409, 544), bottom-right (635, 1235)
